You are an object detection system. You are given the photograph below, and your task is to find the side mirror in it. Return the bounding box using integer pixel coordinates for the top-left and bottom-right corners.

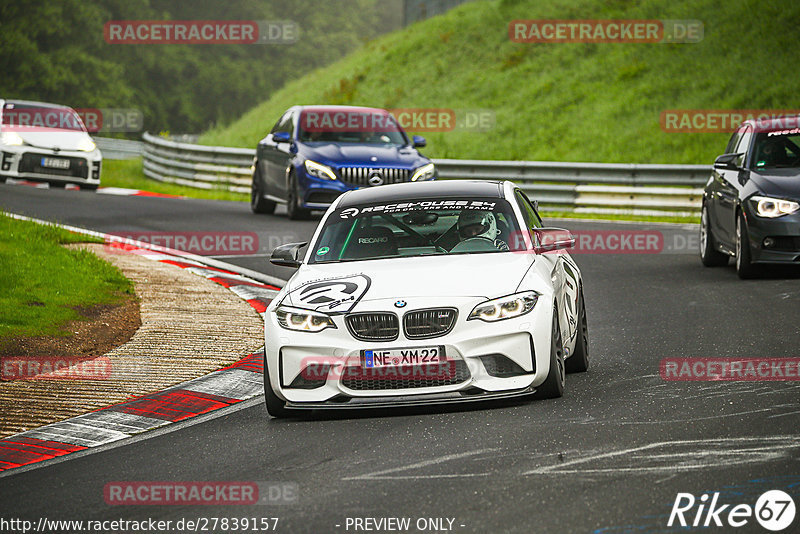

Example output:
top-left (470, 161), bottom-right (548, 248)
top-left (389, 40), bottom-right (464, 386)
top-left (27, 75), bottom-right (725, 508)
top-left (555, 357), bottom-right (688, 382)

top-left (270, 242), bottom-right (307, 268)
top-left (714, 153), bottom-right (742, 171)
top-left (273, 131), bottom-right (291, 144)
top-left (412, 135), bottom-right (426, 148)
top-left (532, 228), bottom-right (575, 254)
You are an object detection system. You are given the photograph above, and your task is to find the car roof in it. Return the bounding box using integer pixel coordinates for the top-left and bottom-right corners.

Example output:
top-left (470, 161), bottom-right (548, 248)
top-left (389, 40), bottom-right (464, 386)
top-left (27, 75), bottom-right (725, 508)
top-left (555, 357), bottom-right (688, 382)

top-left (295, 105), bottom-right (391, 115)
top-left (2, 99), bottom-right (73, 109)
top-left (336, 180), bottom-right (507, 208)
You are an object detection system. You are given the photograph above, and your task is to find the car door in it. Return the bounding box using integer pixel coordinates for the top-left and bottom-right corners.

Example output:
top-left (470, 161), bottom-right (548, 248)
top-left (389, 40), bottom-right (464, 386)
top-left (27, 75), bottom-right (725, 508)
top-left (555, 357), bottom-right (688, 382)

top-left (515, 190), bottom-right (576, 345)
top-left (259, 109), bottom-right (296, 201)
top-left (716, 124), bottom-right (753, 246)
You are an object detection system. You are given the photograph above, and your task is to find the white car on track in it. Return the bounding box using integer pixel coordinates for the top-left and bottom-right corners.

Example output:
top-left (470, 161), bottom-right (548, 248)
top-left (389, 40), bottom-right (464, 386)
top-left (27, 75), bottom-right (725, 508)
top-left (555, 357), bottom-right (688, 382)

top-left (263, 180), bottom-right (588, 417)
top-left (0, 99), bottom-right (102, 189)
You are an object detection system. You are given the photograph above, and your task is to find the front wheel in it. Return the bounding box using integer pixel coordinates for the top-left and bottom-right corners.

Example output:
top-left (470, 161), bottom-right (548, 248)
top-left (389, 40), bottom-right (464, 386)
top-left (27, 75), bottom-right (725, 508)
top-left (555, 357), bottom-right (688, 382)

top-left (735, 213), bottom-right (759, 279)
top-left (700, 204), bottom-right (728, 266)
top-left (565, 288), bottom-right (589, 373)
top-left (534, 308), bottom-right (565, 399)
top-left (286, 171), bottom-right (310, 220)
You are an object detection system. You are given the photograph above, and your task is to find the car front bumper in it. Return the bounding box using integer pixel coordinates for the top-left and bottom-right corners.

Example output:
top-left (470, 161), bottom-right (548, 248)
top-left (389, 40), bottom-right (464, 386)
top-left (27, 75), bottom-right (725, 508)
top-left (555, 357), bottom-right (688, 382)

top-left (0, 145), bottom-right (102, 187)
top-left (264, 295), bottom-right (555, 406)
top-left (744, 208), bottom-right (800, 264)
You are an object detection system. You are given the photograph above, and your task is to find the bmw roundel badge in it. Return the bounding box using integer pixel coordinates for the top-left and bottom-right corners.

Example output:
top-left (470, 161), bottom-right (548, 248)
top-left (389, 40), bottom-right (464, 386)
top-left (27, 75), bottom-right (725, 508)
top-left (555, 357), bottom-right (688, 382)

top-left (394, 300), bottom-right (407, 308)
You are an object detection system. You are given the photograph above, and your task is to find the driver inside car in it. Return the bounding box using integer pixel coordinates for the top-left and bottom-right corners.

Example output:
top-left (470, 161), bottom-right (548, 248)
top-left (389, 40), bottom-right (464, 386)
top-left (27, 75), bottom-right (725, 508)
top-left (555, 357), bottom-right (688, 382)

top-left (456, 210), bottom-right (509, 251)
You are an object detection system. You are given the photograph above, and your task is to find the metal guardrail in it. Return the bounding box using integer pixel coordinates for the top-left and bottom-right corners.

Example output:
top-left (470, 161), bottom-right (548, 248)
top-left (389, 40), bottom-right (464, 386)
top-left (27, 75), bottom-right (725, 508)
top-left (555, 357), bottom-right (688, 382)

top-left (140, 132), bottom-right (710, 215)
top-left (94, 137), bottom-right (145, 160)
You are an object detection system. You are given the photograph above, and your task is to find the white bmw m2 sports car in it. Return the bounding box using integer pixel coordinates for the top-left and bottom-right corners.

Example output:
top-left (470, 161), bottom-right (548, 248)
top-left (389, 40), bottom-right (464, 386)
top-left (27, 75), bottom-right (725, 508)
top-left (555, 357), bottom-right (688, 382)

top-left (263, 180), bottom-right (588, 417)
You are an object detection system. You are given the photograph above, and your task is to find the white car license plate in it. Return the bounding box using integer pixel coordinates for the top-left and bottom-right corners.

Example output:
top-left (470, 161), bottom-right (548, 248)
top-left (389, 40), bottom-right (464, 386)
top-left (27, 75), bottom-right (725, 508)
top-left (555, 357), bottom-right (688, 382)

top-left (363, 346), bottom-right (445, 368)
top-left (41, 157), bottom-right (70, 169)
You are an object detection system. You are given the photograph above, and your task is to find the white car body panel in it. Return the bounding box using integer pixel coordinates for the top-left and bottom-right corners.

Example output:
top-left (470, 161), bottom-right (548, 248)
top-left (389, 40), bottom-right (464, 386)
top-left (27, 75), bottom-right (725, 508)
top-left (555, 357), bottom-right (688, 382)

top-left (264, 180), bottom-right (583, 409)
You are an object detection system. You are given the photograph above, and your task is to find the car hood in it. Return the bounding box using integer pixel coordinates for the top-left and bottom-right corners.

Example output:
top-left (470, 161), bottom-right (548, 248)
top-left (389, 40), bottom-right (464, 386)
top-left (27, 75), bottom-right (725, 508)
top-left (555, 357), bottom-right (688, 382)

top-left (750, 169), bottom-right (800, 199)
top-left (15, 130), bottom-right (93, 151)
top-left (301, 143), bottom-right (427, 169)
top-left (280, 253), bottom-right (536, 313)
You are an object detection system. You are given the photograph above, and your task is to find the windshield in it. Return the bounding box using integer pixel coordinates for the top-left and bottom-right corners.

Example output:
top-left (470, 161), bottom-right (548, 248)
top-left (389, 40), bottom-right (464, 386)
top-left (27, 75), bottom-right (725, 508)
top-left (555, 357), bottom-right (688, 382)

top-left (751, 131), bottom-right (800, 169)
top-left (309, 198), bottom-right (525, 263)
top-left (1, 103), bottom-right (86, 132)
top-left (297, 109), bottom-right (408, 145)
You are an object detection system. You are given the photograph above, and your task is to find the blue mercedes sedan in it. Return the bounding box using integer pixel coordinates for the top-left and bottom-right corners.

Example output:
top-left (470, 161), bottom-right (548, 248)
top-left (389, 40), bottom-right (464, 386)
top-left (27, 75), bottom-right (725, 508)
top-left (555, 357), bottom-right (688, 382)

top-left (251, 105), bottom-right (436, 219)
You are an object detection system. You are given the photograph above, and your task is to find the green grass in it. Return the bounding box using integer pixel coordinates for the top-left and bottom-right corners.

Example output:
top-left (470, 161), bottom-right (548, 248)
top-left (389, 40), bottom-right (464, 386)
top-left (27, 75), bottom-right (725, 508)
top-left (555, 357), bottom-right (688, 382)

top-left (200, 0), bottom-right (798, 165)
top-left (101, 159), bottom-right (248, 202)
top-left (544, 211), bottom-right (698, 224)
top-left (0, 214), bottom-right (135, 343)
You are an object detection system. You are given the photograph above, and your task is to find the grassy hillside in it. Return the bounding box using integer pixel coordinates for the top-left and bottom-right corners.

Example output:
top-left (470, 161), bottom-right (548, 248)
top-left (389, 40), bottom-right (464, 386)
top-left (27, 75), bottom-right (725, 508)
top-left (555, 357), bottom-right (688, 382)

top-left (200, 0), bottom-right (799, 164)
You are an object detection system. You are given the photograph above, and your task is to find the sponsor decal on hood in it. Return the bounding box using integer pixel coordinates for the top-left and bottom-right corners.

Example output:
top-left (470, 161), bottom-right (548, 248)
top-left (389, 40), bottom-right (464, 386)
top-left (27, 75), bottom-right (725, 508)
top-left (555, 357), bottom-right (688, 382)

top-left (282, 274), bottom-right (371, 314)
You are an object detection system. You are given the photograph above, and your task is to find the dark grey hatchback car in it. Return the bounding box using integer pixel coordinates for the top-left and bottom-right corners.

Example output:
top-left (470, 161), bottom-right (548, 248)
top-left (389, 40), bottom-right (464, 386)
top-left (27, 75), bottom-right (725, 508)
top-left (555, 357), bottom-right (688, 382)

top-left (700, 115), bottom-right (800, 278)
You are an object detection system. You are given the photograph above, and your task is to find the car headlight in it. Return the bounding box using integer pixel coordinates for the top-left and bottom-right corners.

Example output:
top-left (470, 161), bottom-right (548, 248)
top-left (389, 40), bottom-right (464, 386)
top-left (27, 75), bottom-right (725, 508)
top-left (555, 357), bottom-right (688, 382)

top-left (77, 138), bottom-right (96, 152)
top-left (0, 131), bottom-right (24, 146)
top-left (275, 306), bottom-right (337, 332)
top-left (304, 160), bottom-right (337, 180)
top-left (468, 291), bottom-right (540, 322)
top-left (751, 195), bottom-right (800, 218)
top-left (410, 162), bottom-right (436, 182)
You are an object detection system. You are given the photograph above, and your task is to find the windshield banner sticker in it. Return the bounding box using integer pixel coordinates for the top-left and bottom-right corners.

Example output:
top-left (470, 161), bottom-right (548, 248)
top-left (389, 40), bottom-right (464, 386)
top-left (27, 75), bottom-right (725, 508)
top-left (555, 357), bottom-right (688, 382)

top-left (338, 200), bottom-right (496, 219)
top-left (285, 275), bottom-right (371, 314)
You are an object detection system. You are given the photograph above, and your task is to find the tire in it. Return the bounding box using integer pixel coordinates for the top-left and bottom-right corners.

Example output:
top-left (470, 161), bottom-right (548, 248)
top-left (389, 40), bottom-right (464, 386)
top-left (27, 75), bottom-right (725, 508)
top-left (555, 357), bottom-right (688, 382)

top-left (263, 354), bottom-right (289, 418)
top-left (250, 167), bottom-right (276, 214)
top-left (735, 212), bottom-right (759, 279)
top-left (534, 308), bottom-right (565, 399)
top-left (565, 288), bottom-right (589, 373)
top-left (286, 170), bottom-right (310, 220)
top-left (699, 204), bottom-right (728, 267)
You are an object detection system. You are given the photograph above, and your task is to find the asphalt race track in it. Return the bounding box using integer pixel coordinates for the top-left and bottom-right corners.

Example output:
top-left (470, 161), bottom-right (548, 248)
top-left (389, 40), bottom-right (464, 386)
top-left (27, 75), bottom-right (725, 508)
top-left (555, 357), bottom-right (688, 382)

top-left (2, 183), bottom-right (799, 533)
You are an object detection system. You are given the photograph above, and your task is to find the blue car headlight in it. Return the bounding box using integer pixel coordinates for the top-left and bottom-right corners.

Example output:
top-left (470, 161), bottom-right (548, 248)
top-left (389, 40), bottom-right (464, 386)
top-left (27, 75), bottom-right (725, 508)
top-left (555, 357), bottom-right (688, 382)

top-left (467, 291), bottom-right (540, 322)
top-left (305, 160), bottom-right (337, 181)
top-left (410, 162), bottom-right (436, 182)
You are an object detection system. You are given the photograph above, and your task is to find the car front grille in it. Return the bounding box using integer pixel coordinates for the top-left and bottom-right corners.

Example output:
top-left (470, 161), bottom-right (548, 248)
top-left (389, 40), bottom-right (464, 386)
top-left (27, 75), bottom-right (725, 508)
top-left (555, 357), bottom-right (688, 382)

top-left (345, 312), bottom-right (399, 341)
top-left (18, 152), bottom-right (88, 178)
top-left (338, 167), bottom-right (409, 187)
top-left (340, 359), bottom-right (471, 390)
top-left (403, 308), bottom-right (458, 339)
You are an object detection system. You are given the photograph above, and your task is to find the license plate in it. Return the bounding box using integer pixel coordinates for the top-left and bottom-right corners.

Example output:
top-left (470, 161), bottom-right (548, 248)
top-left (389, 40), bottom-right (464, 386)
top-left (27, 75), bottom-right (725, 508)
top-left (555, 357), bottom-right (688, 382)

top-left (363, 346), bottom-right (445, 368)
top-left (41, 157), bottom-right (70, 169)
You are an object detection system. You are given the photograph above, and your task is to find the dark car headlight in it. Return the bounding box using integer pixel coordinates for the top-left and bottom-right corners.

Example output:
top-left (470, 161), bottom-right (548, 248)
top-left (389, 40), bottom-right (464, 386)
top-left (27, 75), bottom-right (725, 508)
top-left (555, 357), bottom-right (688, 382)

top-left (468, 291), bottom-right (540, 322)
top-left (275, 306), bottom-right (337, 332)
top-left (751, 195), bottom-right (800, 218)
top-left (304, 160), bottom-right (337, 180)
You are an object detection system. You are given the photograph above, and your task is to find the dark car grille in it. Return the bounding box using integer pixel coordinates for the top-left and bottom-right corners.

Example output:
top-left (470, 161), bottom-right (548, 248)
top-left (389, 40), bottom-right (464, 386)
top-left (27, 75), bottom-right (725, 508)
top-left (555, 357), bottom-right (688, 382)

top-left (18, 152), bottom-right (88, 178)
top-left (338, 167), bottom-right (409, 187)
top-left (403, 308), bottom-right (458, 339)
top-left (345, 313), bottom-right (399, 341)
top-left (340, 360), bottom-right (471, 390)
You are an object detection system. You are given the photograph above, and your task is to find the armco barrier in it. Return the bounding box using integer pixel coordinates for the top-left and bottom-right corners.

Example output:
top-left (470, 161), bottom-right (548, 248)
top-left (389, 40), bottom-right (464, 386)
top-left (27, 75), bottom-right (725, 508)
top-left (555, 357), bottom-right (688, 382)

top-left (140, 132), bottom-right (709, 215)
